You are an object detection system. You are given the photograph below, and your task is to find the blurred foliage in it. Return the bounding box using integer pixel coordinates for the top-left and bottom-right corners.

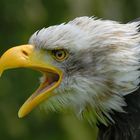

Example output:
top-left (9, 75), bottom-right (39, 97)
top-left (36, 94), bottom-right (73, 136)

top-left (0, 0), bottom-right (140, 140)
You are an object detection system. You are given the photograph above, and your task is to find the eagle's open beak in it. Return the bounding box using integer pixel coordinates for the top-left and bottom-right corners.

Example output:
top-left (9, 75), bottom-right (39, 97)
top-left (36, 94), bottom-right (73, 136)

top-left (0, 45), bottom-right (63, 118)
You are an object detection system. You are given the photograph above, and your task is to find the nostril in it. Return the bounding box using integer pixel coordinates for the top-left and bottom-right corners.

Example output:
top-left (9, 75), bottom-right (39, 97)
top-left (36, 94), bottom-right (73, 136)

top-left (22, 50), bottom-right (29, 56)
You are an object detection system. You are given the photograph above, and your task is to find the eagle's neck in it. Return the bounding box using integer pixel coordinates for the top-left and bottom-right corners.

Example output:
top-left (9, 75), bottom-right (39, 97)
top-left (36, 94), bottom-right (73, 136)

top-left (97, 88), bottom-right (140, 140)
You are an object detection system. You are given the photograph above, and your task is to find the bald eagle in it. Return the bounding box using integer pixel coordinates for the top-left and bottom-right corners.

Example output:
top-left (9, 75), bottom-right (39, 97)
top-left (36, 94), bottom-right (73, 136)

top-left (0, 17), bottom-right (140, 140)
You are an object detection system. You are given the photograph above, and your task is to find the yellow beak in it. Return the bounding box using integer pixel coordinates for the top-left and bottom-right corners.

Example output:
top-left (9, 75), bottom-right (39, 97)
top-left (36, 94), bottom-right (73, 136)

top-left (0, 45), bottom-right (63, 118)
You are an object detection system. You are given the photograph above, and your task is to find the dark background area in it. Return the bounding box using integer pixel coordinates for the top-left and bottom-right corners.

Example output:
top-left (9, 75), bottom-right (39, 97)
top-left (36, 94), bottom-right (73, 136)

top-left (0, 0), bottom-right (140, 140)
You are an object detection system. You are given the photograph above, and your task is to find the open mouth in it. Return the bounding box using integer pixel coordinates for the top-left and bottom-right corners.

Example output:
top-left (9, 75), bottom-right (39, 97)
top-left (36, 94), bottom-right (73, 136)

top-left (29, 70), bottom-right (60, 101)
top-left (18, 68), bottom-right (62, 118)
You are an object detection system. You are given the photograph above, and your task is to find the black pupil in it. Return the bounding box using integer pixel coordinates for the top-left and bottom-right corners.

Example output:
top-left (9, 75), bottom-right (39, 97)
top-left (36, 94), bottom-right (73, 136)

top-left (57, 51), bottom-right (63, 57)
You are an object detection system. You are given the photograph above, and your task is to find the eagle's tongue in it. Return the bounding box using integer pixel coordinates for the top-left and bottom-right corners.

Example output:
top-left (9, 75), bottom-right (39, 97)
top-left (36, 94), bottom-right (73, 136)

top-left (29, 73), bottom-right (59, 101)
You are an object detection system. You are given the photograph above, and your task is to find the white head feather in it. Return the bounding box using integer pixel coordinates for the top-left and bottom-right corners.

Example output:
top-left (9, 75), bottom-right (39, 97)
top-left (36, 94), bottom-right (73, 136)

top-left (29, 17), bottom-right (140, 124)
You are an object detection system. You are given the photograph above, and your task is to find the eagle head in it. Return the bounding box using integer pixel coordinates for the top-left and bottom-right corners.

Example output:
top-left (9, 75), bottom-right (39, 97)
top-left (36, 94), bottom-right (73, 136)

top-left (0, 17), bottom-right (140, 125)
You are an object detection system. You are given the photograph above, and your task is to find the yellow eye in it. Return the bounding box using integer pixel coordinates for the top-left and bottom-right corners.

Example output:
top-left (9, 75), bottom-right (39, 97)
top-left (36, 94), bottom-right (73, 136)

top-left (51, 49), bottom-right (68, 61)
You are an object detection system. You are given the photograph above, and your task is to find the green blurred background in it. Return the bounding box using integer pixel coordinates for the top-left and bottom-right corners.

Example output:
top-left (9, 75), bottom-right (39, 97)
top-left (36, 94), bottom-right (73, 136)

top-left (0, 0), bottom-right (140, 140)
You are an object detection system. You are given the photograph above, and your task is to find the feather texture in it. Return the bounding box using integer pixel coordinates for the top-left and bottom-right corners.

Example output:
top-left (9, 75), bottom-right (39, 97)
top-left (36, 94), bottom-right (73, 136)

top-left (29, 17), bottom-right (140, 127)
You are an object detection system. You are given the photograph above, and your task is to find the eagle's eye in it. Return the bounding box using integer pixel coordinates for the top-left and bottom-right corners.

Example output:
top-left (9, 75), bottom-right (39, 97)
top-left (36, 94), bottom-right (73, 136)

top-left (51, 49), bottom-right (68, 62)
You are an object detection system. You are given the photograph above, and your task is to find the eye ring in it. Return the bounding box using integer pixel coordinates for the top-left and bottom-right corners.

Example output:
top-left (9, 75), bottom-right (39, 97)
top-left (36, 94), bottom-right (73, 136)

top-left (51, 49), bottom-right (68, 62)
